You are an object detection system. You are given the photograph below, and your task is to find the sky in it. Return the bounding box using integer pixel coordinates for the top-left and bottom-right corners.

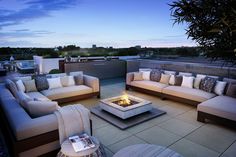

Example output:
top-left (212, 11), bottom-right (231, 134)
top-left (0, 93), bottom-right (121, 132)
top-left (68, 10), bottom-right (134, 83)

top-left (0, 0), bottom-right (196, 48)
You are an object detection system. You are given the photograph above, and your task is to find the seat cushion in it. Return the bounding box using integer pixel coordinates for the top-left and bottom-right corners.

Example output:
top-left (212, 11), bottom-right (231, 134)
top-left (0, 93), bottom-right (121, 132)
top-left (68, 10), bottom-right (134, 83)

top-left (198, 96), bottom-right (236, 121)
top-left (27, 92), bottom-right (51, 101)
top-left (41, 85), bottom-right (93, 100)
top-left (162, 86), bottom-right (216, 102)
top-left (130, 80), bottom-right (168, 92)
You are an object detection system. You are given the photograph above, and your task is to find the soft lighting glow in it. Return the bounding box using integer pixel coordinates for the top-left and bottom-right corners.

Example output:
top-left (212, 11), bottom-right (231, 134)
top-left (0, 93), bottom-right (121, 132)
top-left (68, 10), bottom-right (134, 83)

top-left (118, 94), bottom-right (131, 106)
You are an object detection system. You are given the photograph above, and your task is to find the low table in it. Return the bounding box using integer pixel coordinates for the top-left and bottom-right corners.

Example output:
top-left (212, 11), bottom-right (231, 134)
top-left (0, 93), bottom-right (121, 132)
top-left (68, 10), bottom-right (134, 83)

top-left (113, 144), bottom-right (183, 157)
top-left (100, 95), bottom-right (153, 119)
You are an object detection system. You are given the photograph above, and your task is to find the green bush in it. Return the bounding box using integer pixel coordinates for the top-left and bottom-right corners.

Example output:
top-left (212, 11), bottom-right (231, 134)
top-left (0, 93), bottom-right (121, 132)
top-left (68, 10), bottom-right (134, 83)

top-left (49, 69), bottom-right (62, 74)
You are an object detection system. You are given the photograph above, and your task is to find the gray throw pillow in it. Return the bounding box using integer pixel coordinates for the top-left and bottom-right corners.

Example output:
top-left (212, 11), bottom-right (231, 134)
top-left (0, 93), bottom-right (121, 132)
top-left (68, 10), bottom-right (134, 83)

top-left (5, 79), bottom-right (19, 99)
top-left (226, 83), bottom-right (236, 98)
top-left (74, 74), bottom-right (84, 85)
top-left (200, 77), bottom-right (217, 93)
top-left (34, 74), bottom-right (49, 91)
top-left (150, 69), bottom-right (162, 82)
top-left (174, 75), bottom-right (183, 86)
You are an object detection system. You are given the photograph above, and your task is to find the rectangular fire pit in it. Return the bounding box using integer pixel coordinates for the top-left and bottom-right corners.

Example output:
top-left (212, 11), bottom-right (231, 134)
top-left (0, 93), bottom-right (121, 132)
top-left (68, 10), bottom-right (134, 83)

top-left (99, 95), bottom-right (152, 119)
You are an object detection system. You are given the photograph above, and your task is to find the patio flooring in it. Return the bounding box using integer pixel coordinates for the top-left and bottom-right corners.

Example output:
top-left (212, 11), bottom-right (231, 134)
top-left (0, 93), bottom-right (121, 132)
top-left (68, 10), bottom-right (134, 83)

top-left (65, 78), bottom-right (236, 157)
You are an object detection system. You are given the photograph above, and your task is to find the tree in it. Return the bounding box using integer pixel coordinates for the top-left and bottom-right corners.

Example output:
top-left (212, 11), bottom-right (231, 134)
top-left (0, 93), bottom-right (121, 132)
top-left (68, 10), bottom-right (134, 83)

top-left (170, 0), bottom-right (236, 64)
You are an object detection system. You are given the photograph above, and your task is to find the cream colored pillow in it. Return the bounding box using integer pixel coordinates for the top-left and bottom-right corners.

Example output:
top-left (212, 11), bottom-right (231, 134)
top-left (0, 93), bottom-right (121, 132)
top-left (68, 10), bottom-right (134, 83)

top-left (60, 76), bottom-right (75, 87)
top-left (47, 77), bottom-right (62, 89)
top-left (181, 76), bottom-right (194, 88)
top-left (160, 74), bottom-right (171, 84)
top-left (25, 100), bottom-right (59, 118)
top-left (142, 71), bottom-right (150, 80)
top-left (194, 74), bottom-right (206, 89)
top-left (214, 81), bottom-right (227, 95)
top-left (179, 72), bottom-right (193, 76)
top-left (133, 72), bottom-right (143, 81)
top-left (164, 70), bottom-right (176, 75)
top-left (169, 74), bottom-right (175, 85)
top-left (16, 80), bottom-right (25, 92)
top-left (23, 79), bottom-right (37, 93)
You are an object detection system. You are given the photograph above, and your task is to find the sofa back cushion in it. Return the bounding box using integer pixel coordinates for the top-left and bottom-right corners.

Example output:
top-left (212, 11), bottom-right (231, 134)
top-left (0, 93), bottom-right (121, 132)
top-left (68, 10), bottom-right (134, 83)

top-left (69, 71), bottom-right (83, 76)
top-left (174, 75), bottom-right (183, 86)
top-left (178, 72), bottom-right (193, 77)
top-left (5, 79), bottom-right (19, 99)
top-left (200, 77), bottom-right (217, 93)
top-left (169, 74), bottom-right (175, 85)
top-left (214, 81), bottom-right (227, 95)
top-left (150, 69), bottom-right (162, 82)
top-left (226, 83), bottom-right (236, 98)
top-left (61, 76), bottom-right (75, 87)
top-left (23, 79), bottom-right (38, 93)
top-left (34, 74), bottom-right (49, 91)
top-left (164, 70), bottom-right (176, 75)
top-left (47, 77), bottom-right (62, 89)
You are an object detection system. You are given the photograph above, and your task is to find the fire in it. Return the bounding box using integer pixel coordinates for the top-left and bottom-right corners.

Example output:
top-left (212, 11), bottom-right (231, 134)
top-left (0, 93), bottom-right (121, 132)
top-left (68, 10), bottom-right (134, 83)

top-left (118, 94), bottom-right (131, 106)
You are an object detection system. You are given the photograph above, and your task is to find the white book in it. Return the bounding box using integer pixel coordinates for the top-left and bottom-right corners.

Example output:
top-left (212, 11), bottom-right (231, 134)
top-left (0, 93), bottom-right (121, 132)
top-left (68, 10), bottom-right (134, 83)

top-left (69, 134), bottom-right (95, 152)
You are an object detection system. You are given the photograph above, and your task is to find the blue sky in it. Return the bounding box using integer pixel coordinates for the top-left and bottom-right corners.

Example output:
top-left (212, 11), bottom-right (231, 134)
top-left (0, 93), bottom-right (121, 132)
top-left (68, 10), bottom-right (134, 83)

top-left (0, 0), bottom-right (196, 48)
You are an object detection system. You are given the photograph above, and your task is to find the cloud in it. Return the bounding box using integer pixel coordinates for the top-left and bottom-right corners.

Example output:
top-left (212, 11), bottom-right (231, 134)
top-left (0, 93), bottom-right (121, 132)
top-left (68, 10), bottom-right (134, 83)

top-left (0, 29), bottom-right (54, 38)
top-left (0, 0), bottom-right (78, 28)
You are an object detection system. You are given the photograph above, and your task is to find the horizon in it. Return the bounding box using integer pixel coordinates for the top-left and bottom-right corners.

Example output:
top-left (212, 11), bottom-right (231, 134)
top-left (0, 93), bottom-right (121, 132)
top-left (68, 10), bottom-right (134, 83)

top-left (0, 0), bottom-right (197, 48)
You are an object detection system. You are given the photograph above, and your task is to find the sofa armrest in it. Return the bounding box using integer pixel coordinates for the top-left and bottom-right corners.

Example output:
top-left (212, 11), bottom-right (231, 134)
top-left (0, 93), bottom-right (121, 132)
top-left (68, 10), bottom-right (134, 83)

top-left (83, 75), bottom-right (100, 92)
top-left (126, 72), bottom-right (135, 85)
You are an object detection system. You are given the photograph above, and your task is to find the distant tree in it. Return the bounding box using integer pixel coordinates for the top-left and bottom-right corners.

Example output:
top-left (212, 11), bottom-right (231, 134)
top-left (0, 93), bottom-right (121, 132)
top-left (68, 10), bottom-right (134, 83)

top-left (170, 0), bottom-right (236, 64)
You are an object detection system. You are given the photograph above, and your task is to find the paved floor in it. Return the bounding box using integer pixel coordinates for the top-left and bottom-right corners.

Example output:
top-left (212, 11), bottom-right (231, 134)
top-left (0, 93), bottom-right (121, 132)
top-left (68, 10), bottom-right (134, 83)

top-left (66, 79), bottom-right (236, 157)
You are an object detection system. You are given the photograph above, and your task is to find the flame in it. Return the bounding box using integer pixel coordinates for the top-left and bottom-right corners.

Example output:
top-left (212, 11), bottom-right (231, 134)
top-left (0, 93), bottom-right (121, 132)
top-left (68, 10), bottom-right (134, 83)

top-left (118, 94), bottom-right (131, 106)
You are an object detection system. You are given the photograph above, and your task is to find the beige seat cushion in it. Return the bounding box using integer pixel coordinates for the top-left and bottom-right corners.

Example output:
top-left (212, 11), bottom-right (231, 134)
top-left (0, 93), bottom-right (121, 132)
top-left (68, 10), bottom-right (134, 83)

top-left (162, 86), bottom-right (216, 102)
top-left (26, 92), bottom-right (51, 101)
top-left (41, 85), bottom-right (93, 100)
top-left (130, 80), bottom-right (168, 92)
top-left (198, 96), bottom-right (236, 121)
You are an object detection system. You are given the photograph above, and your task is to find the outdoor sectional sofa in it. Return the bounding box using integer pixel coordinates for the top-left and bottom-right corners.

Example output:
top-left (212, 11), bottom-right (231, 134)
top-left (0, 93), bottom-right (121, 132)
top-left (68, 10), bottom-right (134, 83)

top-left (126, 71), bottom-right (236, 128)
top-left (0, 72), bottom-right (99, 157)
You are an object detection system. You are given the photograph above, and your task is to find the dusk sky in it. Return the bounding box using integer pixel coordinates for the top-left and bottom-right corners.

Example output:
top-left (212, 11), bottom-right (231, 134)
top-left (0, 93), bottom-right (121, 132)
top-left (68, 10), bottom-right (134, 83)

top-left (0, 0), bottom-right (196, 48)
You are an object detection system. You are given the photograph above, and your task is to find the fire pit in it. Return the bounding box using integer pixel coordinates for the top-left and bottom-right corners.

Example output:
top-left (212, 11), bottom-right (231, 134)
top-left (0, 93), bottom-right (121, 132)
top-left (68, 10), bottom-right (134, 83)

top-left (100, 95), bottom-right (152, 119)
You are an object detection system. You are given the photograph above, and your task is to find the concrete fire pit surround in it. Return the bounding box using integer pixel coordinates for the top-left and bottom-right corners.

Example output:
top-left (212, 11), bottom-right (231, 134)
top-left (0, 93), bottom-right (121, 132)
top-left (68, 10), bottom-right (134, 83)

top-left (99, 95), bottom-right (153, 119)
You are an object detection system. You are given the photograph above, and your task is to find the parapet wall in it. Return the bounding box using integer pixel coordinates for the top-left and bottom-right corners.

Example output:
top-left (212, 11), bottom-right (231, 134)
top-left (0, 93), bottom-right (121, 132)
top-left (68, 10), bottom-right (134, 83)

top-left (127, 59), bottom-right (236, 79)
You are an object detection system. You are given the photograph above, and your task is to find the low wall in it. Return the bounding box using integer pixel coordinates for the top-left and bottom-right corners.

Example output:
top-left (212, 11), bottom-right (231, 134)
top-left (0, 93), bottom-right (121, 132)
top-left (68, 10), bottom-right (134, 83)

top-left (127, 59), bottom-right (236, 79)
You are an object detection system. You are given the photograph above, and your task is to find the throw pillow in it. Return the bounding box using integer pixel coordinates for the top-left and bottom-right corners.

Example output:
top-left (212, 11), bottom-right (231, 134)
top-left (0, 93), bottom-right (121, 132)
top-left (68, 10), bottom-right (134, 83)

top-left (164, 70), bottom-right (176, 75)
top-left (181, 76), bottom-right (194, 88)
top-left (25, 100), bottom-right (59, 118)
top-left (133, 72), bottom-right (143, 81)
top-left (5, 79), bottom-right (19, 99)
top-left (142, 71), bottom-right (151, 80)
top-left (150, 69), bottom-right (162, 82)
top-left (193, 77), bottom-right (202, 89)
top-left (169, 74), bottom-right (175, 85)
top-left (214, 81), bottom-right (227, 95)
top-left (196, 74), bottom-right (206, 79)
top-left (47, 77), bottom-right (62, 89)
top-left (226, 83), bottom-right (236, 98)
top-left (74, 74), bottom-right (84, 85)
top-left (34, 74), bottom-right (49, 91)
top-left (174, 75), bottom-right (183, 86)
top-left (139, 68), bottom-right (152, 72)
top-left (23, 79), bottom-right (38, 93)
top-left (178, 72), bottom-right (193, 77)
top-left (60, 76), bottom-right (75, 87)
top-left (159, 74), bottom-right (171, 84)
top-left (200, 77), bottom-right (217, 93)
top-left (14, 76), bottom-right (32, 81)
top-left (16, 80), bottom-right (25, 92)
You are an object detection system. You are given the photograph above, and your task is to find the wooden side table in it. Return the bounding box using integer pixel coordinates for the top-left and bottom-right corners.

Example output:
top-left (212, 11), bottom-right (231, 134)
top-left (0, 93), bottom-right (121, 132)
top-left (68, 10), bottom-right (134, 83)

top-left (57, 136), bottom-right (101, 157)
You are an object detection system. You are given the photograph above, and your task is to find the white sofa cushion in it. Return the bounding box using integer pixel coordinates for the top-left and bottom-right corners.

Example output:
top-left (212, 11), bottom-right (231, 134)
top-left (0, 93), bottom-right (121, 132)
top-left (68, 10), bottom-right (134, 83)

top-left (160, 74), bottom-right (171, 84)
top-left (142, 71), bottom-right (151, 80)
top-left (23, 79), bottom-right (37, 93)
top-left (162, 86), bottom-right (216, 102)
top-left (214, 81), bottom-right (227, 95)
top-left (41, 85), bottom-right (93, 100)
top-left (130, 80), bottom-right (168, 92)
top-left (164, 70), bottom-right (176, 75)
top-left (179, 72), bottom-right (193, 76)
top-left (47, 77), bottom-right (62, 89)
top-left (181, 76), bottom-right (194, 88)
top-left (198, 96), bottom-right (236, 121)
top-left (169, 74), bottom-right (175, 85)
